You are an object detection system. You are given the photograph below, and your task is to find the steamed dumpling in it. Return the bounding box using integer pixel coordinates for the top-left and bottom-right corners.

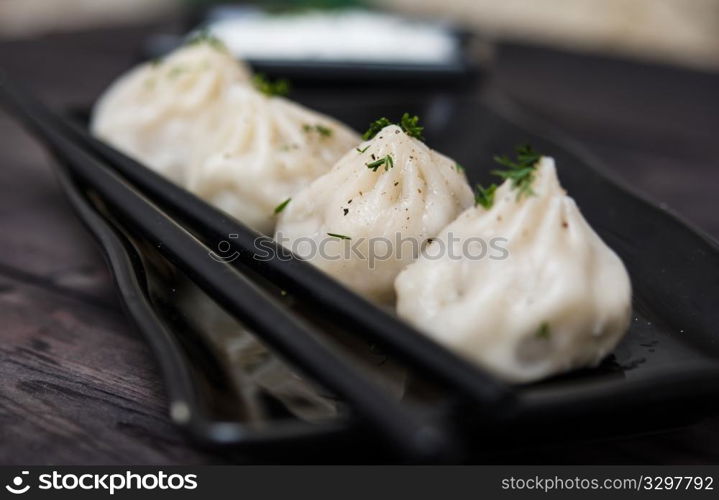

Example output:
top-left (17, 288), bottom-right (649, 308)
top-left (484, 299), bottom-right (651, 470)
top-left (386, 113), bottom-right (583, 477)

top-left (394, 157), bottom-right (632, 382)
top-left (275, 124), bottom-right (474, 303)
top-left (184, 86), bottom-right (360, 233)
top-left (92, 41), bottom-right (360, 233)
top-left (91, 41), bottom-right (252, 184)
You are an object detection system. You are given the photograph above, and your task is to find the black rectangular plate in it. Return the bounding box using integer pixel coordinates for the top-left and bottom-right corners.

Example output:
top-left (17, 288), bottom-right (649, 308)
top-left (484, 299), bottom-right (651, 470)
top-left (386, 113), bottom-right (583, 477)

top-left (60, 94), bottom-right (719, 461)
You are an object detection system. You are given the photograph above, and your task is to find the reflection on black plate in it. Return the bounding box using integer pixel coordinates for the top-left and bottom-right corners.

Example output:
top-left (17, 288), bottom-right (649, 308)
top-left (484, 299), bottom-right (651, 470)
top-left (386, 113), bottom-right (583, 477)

top-left (59, 95), bottom-right (719, 461)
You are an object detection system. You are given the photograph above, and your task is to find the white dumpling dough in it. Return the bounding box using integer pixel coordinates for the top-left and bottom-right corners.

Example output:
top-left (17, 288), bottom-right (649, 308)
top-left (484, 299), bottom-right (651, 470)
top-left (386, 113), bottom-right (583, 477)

top-left (92, 41), bottom-right (359, 234)
top-left (183, 86), bottom-right (360, 234)
top-left (394, 157), bottom-right (632, 383)
top-left (91, 42), bottom-right (252, 184)
top-left (275, 125), bottom-right (474, 303)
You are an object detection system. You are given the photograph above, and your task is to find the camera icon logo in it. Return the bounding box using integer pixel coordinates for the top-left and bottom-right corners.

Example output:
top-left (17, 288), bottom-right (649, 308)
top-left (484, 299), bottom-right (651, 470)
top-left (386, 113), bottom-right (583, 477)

top-left (5, 471), bottom-right (30, 495)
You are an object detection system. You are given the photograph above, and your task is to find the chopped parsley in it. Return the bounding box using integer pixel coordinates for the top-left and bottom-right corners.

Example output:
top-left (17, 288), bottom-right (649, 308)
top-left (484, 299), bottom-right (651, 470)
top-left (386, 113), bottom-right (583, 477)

top-left (474, 183), bottom-right (498, 209)
top-left (366, 155), bottom-right (394, 172)
top-left (535, 322), bottom-right (551, 340)
top-left (454, 162), bottom-right (465, 173)
top-left (356, 145), bottom-right (370, 154)
top-left (327, 233), bottom-right (351, 240)
top-left (303, 123), bottom-right (332, 137)
top-left (315, 124), bottom-right (332, 137)
top-left (184, 28), bottom-right (228, 52)
top-left (167, 66), bottom-right (187, 79)
top-left (492, 144), bottom-right (542, 200)
top-left (362, 117), bottom-right (392, 140)
top-left (273, 198), bottom-right (291, 214)
top-left (362, 113), bottom-right (425, 141)
top-left (253, 73), bottom-right (291, 97)
top-left (399, 113), bottom-right (424, 140)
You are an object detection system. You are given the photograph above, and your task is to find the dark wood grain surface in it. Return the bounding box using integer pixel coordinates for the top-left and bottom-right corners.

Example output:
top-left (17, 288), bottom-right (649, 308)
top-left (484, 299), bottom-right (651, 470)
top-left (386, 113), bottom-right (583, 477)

top-left (0, 22), bottom-right (717, 465)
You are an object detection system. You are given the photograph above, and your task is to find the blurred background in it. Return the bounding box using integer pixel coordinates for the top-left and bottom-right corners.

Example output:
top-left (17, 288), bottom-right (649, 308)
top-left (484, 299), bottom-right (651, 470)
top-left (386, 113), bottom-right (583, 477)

top-left (1, 0), bottom-right (718, 70)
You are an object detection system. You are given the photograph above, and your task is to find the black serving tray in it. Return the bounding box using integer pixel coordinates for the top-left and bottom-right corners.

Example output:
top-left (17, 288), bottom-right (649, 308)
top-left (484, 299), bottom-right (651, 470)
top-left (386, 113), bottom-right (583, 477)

top-left (58, 95), bottom-right (719, 462)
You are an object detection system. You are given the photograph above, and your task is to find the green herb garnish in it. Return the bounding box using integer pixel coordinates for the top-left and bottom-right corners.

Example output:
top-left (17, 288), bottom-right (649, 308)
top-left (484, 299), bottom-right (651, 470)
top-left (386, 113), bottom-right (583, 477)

top-left (362, 117), bottom-right (392, 140)
top-left (356, 145), bottom-right (370, 154)
top-left (327, 233), bottom-right (351, 240)
top-left (303, 123), bottom-right (332, 137)
top-left (184, 28), bottom-right (228, 52)
top-left (474, 183), bottom-right (498, 209)
top-left (399, 113), bottom-right (424, 140)
top-left (273, 198), bottom-right (291, 214)
top-left (492, 144), bottom-right (542, 200)
top-left (362, 113), bottom-right (425, 141)
top-left (167, 66), bottom-right (186, 79)
top-left (454, 163), bottom-right (465, 173)
top-left (536, 322), bottom-right (551, 340)
top-left (366, 155), bottom-right (394, 172)
top-left (253, 73), bottom-right (291, 97)
top-left (315, 124), bottom-right (332, 137)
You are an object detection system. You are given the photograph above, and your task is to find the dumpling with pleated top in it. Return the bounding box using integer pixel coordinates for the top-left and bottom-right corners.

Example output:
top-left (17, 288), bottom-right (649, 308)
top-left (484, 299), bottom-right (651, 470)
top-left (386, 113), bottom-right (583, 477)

top-left (394, 149), bottom-right (632, 383)
top-left (92, 35), bottom-right (360, 234)
top-left (91, 37), bottom-right (252, 184)
top-left (183, 85), bottom-right (360, 234)
top-left (274, 118), bottom-right (475, 304)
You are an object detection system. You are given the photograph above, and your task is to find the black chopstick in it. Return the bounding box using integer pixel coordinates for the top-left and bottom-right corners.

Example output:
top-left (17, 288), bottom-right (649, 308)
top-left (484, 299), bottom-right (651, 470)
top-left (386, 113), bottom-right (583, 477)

top-left (0, 77), bottom-right (456, 461)
top-left (3, 76), bottom-right (513, 415)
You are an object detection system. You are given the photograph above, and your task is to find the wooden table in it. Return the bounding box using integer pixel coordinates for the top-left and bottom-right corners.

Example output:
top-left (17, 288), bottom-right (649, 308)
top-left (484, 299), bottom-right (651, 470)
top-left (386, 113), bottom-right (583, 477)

top-left (0, 23), bottom-right (717, 464)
